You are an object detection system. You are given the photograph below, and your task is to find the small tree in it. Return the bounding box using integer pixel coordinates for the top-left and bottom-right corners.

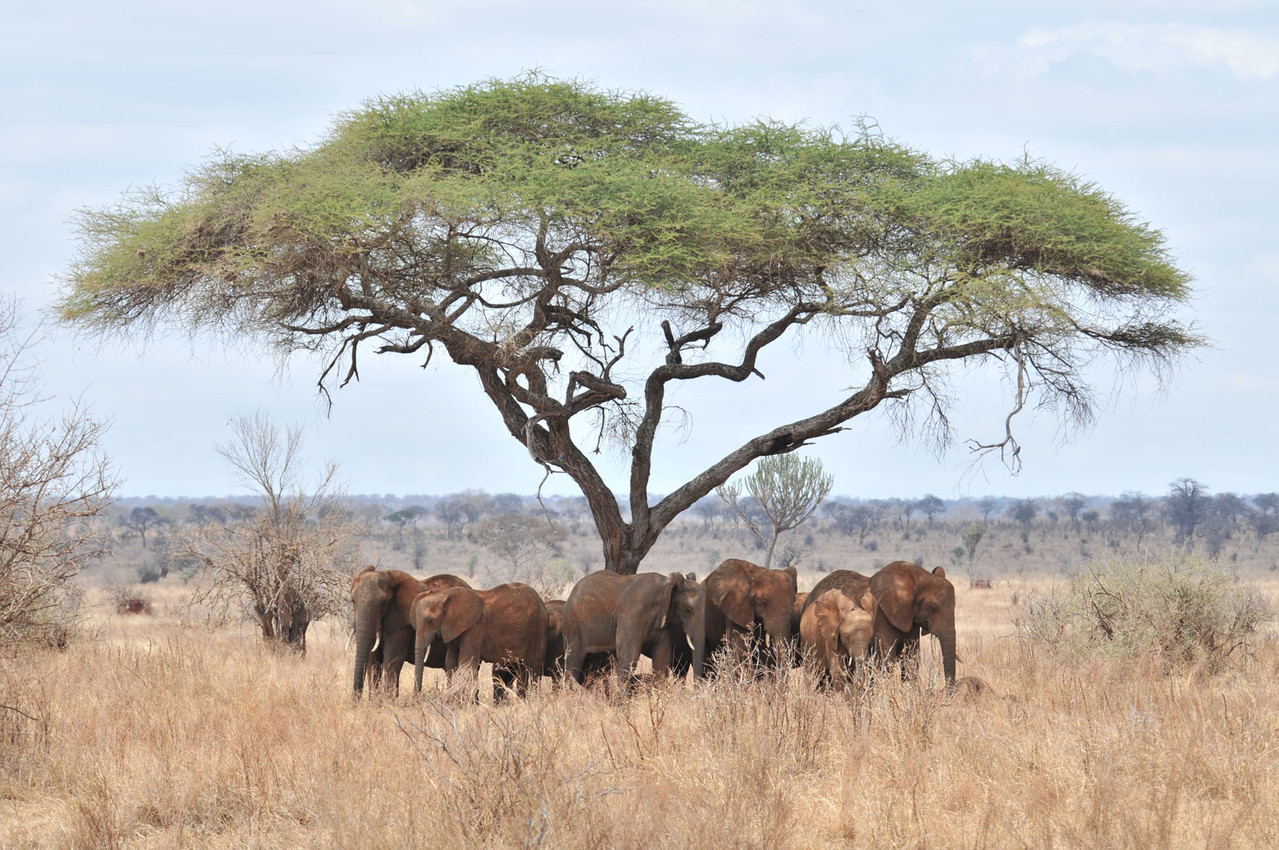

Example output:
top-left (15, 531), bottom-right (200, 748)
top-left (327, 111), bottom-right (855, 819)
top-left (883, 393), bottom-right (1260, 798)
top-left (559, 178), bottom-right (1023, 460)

top-left (174, 413), bottom-right (359, 653)
top-left (1109, 491), bottom-right (1154, 547)
top-left (0, 298), bottom-right (116, 647)
top-left (469, 513), bottom-right (566, 592)
top-left (1060, 492), bottom-right (1087, 534)
top-left (385, 505), bottom-right (428, 545)
top-left (828, 502), bottom-right (878, 545)
top-left (916, 494), bottom-right (946, 526)
top-left (1165, 478), bottom-right (1210, 546)
top-left (122, 505), bottom-right (167, 550)
top-left (960, 522), bottom-right (986, 579)
top-left (717, 454), bottom-right (833, 568)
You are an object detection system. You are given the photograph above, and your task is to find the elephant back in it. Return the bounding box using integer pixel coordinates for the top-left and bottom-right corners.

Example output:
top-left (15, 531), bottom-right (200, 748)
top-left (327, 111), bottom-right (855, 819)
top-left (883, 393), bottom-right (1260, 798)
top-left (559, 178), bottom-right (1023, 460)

top-left (803, 569), bottom-right (872, 617)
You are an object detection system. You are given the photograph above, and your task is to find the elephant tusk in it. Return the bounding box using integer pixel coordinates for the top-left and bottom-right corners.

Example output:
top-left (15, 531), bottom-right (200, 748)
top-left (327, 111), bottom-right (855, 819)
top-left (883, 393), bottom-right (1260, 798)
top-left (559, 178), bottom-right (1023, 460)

top-left (685, 634), bottom-right (695, 651)
top-left (370, 631), bottom-right (382, 654)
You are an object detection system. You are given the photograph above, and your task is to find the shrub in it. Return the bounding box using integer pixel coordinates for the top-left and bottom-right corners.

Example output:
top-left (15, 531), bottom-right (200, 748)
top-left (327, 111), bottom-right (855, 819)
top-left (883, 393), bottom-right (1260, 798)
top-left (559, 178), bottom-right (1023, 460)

top-left (1014, 554), bottom-right (1271, 673)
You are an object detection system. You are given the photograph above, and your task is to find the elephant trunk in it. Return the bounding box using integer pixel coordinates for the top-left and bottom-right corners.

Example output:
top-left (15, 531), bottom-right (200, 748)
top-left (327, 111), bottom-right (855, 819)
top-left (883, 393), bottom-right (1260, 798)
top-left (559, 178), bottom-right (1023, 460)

top-left (764, 609), bottom-right (793, 669)
top-left (352, 607), bottom-right (379, 697)
top-left (688, 615), bottom-right (706, 680)
top-left (937, 625), bottom-right (957, 689)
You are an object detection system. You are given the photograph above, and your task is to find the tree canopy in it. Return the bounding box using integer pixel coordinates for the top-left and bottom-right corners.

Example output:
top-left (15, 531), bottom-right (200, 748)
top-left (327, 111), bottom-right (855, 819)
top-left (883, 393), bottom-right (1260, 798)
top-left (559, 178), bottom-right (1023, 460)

top-left (59, 73), bottom-right (1200, 573)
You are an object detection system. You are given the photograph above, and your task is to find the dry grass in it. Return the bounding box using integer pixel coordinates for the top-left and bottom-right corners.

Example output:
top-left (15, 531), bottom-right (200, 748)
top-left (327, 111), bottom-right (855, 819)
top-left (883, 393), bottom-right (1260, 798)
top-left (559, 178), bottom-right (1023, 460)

top-left (2, 578), bottom-right (1278, 849)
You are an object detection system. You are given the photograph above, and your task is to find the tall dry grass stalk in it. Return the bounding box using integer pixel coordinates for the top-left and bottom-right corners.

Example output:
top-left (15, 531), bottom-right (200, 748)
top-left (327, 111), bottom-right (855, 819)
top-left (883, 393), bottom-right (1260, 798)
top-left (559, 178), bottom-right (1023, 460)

top-left (2, 581), bottom-right (1277, 848)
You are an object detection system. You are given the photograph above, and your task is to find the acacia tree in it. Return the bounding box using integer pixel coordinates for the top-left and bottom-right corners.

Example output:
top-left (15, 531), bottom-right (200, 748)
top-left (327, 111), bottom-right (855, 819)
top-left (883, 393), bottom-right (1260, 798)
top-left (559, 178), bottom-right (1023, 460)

top-left (59, 75), bottom-right (1199, 574)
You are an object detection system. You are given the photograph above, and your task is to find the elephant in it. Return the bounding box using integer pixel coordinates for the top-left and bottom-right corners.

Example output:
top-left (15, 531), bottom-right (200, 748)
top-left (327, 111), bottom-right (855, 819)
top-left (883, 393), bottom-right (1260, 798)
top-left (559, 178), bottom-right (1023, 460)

top-left (562, 570), bottom-right (703, 686)
top-left (350, 567), bottom-right (470, 698)
top-left (542, 598), bottom-right (613, 681)
top-left (411, 582), bottom-right (548, 700)
top-left (869, 561), bottom-right (957, 687)
top-left (703, 558), bottom-right (797, 675)
top-left (668, 573), bottom-right (707, 680)
top-left (802, 570), bottom-right (872, 617)
top-left (799, 587), bottom-right (875, 690)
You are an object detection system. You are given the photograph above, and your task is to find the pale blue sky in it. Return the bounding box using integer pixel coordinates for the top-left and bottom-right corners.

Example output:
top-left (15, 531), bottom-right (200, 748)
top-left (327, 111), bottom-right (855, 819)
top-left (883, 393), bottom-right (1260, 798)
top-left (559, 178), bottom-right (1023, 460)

top-left (2, 1), bottom-right (1276, 500)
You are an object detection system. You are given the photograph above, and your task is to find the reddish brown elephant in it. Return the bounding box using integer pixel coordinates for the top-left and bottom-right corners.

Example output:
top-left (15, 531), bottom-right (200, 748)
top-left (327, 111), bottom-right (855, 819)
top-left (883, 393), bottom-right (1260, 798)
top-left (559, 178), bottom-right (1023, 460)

top-left (349, 567), bottom-right (469, 698)
top-left (411, 583), bottom-right (547, 700)
top-left (800, 587), bottom-right (875, 690)
top-left (704, 558), bottom-right (797, 675)
top-left (869, 561), bottom-right (957, 687)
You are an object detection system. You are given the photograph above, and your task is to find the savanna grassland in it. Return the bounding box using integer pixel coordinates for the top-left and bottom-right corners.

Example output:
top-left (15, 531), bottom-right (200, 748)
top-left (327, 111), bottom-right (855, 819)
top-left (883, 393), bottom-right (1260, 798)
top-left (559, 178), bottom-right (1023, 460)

top-left (3, 509), bottom-right (1279, 848)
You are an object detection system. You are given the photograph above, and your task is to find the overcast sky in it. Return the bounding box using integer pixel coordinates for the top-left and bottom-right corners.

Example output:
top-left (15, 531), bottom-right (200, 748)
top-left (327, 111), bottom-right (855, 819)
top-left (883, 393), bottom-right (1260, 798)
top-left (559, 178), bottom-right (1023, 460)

top-left (2, 1), bottom-right (1276, 501)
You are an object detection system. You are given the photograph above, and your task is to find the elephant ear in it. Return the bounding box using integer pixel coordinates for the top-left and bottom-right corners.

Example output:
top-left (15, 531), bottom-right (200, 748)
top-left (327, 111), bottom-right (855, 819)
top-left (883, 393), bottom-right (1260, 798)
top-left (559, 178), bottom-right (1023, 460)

top-left (873, 570), bottom-right (918, 634)
top-left (932, 566), bottom-right (946, 578)
top-left (783, 565), bottom-right (798, 590)
top-left (708, 563), bottom-right (755, 629)
top-left (860, 590), bottom-right (876, 617)
top-left (440, 589), bottom-right (484, 643)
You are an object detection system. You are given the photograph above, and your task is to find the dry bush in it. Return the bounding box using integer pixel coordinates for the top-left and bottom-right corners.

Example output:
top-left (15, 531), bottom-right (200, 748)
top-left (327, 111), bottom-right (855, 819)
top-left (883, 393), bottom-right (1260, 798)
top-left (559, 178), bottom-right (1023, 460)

top-left (0, 298), bottom-right (114, 650)
top-left (173, 414), bottom-right (361, 653)
top-left (1015, 554), bottom-right (1271, 673)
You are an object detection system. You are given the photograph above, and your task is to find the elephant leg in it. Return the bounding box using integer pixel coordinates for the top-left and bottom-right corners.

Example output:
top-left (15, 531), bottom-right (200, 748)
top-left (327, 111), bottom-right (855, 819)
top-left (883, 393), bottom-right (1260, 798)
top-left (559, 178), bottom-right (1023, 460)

top-left (444, 641), bottom-right (460, 683)
top-left (367, 643), bottom-right (385, 694)
top-left (901, 635), bottom-right (922, 682)
top-left (564, 641), bottom-right (587, 686)
top-left (616, 633), bottom-right (644, 689)
top-left (649, 634), bottom-right (673, 679)
top-left (454, 645), bottom-right (483, 703)
top-left (384, 631), bottom-right (414, 697)
top-left (493, 665), bottom-right (517, 702)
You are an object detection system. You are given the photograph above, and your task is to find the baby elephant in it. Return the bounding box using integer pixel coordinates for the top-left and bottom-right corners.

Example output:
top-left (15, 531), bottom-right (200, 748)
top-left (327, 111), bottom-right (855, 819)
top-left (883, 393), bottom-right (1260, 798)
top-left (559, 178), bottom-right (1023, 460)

top-left (411, 583), bottom-right (547, 700)
top-left (799, 588), bottom-right (876, 691)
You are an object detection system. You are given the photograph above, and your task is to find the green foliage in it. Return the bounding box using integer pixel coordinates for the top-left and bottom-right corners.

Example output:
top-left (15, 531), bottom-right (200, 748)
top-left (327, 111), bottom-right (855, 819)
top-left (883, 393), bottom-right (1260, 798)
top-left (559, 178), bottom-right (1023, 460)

top-left (61, 73), bottom-right (1194, 345)
top-left (1015, 555), bottom-right (1271, 673)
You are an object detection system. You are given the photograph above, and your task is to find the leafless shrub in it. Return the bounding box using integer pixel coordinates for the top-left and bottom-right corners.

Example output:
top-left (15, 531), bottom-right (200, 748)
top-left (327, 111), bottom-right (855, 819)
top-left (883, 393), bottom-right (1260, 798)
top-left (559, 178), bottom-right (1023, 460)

top-left (1014, 554), bottom-right (1271, 673)
top-left (171, 413), bottom-right (360, 653)
top-left (0, 298), bottom-right (115, 649)
top-left (110, 585), bottom-right (152, 616)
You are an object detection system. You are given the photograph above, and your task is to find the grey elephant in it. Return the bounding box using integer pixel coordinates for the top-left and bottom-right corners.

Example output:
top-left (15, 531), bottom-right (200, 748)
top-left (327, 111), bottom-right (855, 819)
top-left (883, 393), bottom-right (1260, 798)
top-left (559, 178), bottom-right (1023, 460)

top-left (349, 567), bottom-right (470, 698)
top-left (562, 570), bottom-right (703, 686)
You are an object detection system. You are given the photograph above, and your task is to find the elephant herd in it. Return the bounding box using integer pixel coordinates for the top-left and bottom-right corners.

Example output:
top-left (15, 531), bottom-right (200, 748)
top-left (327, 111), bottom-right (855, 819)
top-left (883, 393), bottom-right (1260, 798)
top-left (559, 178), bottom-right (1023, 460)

top-left (350, 558), bottom-right (957, 701)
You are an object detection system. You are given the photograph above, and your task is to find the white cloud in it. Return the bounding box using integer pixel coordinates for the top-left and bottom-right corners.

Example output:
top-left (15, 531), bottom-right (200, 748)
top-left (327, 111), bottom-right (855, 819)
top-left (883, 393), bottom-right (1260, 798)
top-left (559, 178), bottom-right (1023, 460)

top-left (1007, 22), bottom-right (1279, 81)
